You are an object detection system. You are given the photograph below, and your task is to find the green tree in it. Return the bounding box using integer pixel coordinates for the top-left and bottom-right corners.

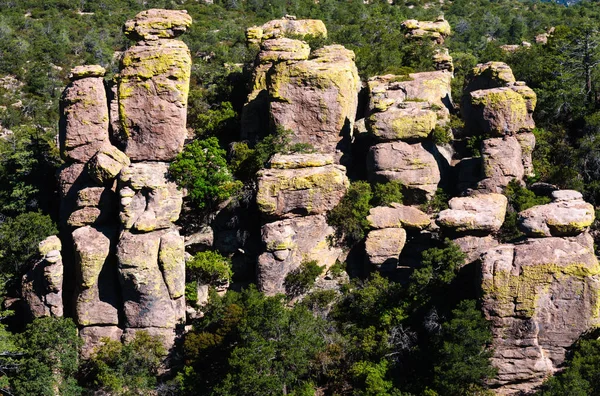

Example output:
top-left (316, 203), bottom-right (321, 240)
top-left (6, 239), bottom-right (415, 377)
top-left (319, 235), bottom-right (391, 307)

top-left (327, 181), bottom-right (373, 246)
top-left (169, 137), bottom-right (242, 210)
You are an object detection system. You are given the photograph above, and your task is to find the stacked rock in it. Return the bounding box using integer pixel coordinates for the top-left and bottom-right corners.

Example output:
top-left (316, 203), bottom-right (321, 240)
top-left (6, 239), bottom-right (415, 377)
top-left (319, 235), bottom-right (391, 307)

top-left (256, 153), bottom-right (349, 295)
top-left (364, 204), bottom-right (431, 270)
top-left (401, 16), bottom-right (451, 44)
top-left (242, 19), bottom-right (360, 163)
top-left (479, 191), bottom-right (599, 393)
top-left (53, 9), bottom-right (191, 357)
top-left (21, 236), bottom-right (64, 319)
top-left (365, 70), bottom-right (453, 200)
top-left (459, 62), bottom-right (537, 193)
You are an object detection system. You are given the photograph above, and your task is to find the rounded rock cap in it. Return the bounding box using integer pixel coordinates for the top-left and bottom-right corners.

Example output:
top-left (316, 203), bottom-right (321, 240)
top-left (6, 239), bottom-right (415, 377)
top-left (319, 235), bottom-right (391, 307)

top-left (124, 9), bottom-right (192, 41)
top-left (69, 65), bottom-right (106, 80)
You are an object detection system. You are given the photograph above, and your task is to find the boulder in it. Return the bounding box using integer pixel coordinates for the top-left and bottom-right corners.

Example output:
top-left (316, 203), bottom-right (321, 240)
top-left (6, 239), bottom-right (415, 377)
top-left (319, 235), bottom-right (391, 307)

top-left (119, 162), bottom-right (183, 232)
top-left (87, 145), bottom-right (130, 185)
top-left (117, 230), bottom-right (185, 328)
top-left (76, 187), bottom-right (117, 209)
top-left (72, 226), bottom-right (120, 326)
top-left (367, 101), bottom-right (437, 141)
top-left (118, 39), bottom-right (191, 161)
top-left (256, 160), bottom-right (349, 219)
top-left (365, 228), bottom-right (407, 268)
top-left (519, 190), bottom-right (595, 237)
top-left (67, 207), bottom-right (105, 228)
top-left (478, 137), bottom-right (524, 192)
top-left (268, 45), bottom-right (360, 156)
top-left (367, 204), bottom-right (431, 230)
top-left (258, 215), bottom-right (342, 295)
top-left (401, 16), bottom-right (451, 43)
top-left (124, 9), bottom-right (192, 41)
top-left (79, 326), bottom-right (123, 359)
top-left (433, 48), bottom-right (453, 72)
top-left (463, 61), bottom-right (516, 93)
top-left (467, 87), bottom-right (536, 136)
top-left (258, 38), bottom-right (310, 63)
top-left (59, 68), bottom-right (109, 163)
top-left (69, 65), bottom-right (106, 80)
top-left (481, 233), bottom-right (600, 393)
top-left (437, 193), bottom-right (508, 233)
top-left (367, 141), bottom-right (441, 198)
top-left (248, 18), bottom-right (327, 44)
top-left (268, 153), bottom-right (334, 169)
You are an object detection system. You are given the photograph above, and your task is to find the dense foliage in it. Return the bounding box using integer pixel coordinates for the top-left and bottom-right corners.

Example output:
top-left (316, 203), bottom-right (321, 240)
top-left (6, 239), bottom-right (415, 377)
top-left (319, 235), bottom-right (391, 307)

top-left (1, 0), bottom-right (600, 393)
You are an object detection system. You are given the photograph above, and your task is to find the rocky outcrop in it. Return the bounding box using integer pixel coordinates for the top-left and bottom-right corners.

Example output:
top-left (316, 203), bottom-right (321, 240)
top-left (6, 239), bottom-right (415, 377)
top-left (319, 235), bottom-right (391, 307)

top-left (367, 141), bottom-right (441, 199)
top-left (518, 190), bottom-right (595, 237)
top-left (117, 16), bottom-right (192, 161)
top-left (365, 227), bottom-right (407, 269)
top-left (481, 233), bottom-right (600, 393)
top-left (268, 45), bottom-right (360, 158)
top-left (55, 9), bottom-right (190, 355)
top-left (21, 236), bottom-right (64, 319)
top-left (437, 193), bottom-right (507, 233)
top-left (401, 16), bottom-right (451, 44)
top-left (256, 154), bottom-right (347, 294)
top-left (258, 214), bottom-right (341, 295)
top-left (246, 17), bottom-right (327, 46)
top-left (256, 155), bottom-right (349, 220)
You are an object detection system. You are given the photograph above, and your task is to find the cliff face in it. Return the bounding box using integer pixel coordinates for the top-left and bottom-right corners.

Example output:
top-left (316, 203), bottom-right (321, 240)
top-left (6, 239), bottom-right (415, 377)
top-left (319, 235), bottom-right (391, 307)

top-left (20, 11), bottom-right (600, 393)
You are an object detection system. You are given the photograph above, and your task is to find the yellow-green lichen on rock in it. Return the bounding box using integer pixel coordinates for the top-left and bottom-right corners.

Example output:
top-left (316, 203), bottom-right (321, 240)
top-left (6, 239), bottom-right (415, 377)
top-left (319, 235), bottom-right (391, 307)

top-left (158, 230), bottom-right (185, 299)
top-left (124, 9), bottom-right (192, 41)
top-left (367, 102), bottom-right (437, 141)
top-left (469, 87), bottom-right (535, 135)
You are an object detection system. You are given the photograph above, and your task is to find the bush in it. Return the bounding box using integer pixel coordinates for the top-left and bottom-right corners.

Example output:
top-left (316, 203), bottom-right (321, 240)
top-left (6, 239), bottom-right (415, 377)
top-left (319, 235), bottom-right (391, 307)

top-left (86, 331), bottom-right (166, 395)
top-left (0, 212), bottom-right (57, 276)
top-left (371, 181), bottom-right (404, 207)
top-left (421, 189), bottom-right (449, 214)
top-left (327, 181), bottom-right (373, 246)
top-left (169, 137), bottom-right (242, 210)
top-left (284, 260), bottom-right (324, 298)
top-left (187, 251), bottom-right (232, 286)
top-left (431, 125), bottom-right (453, 145)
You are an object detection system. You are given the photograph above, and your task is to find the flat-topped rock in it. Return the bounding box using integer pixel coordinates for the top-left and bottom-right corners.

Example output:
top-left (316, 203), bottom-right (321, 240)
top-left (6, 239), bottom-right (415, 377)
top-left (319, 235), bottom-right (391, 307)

top-left (463, 61), bottom-right (516, 93)
top-left (257, 163), bottom-right (349, 219)
top-left (367, 101), bottom-right (437, 141)
top-left (519, 191), bottom-right (594, 237)
top-left (124, 9), bottom-right (192, 41)
top-left (69, 65), bottom-right (106, 80)
top-left (268, 153), bottom-right (334, 169)
top-left (437, 193), bottom-right (508, 233)
top-left (367, 204), bottom-right (430, 230)
top-left (258, 38), bottom-right (310, 63)
top-left (247, 18), bottom-right (327, 45)
top-left (402, 16), bottom-right (451, 43)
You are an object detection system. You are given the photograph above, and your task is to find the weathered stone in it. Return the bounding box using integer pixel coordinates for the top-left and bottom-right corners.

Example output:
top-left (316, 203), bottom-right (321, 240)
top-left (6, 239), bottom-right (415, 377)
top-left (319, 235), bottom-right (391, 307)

top-left (516, 132), bottom-right (536, 177)
top-left (158, 230), bottom-right (185, 299)
top-left (268, 153), bottom-right (334, 169)
top-left (119, 162), bottom-right (183, 232)
top-left (367, 141), bottom-right (441, 198)
top-left (117, 230), bottom-right (184, 328)
top-left (72, 226), bottom-right (120, 326)
top-left (249, 18), bottom-right (327, 44)
top-left (268, 45), bottom-right (360, 156)
top-left (367, 204), bottom-right (430, 230)
top-left (519, 191), bottom-right (595, 237)
top-left (401, 16), bottom-right (451, 43)
top-left (437, 193), bottom-right (508, 233)
top-left (118, 39), bottom-right (191, 161)
top-left (256, 161), bottom-right (349, 219)
top-left (452, 235), bottom-right (499, 266)
top-left (258, 215), bottom-right (341, 295)
top-left (481, 234), bottom-right (600, 393)
top-left (365, 228), bottom-right (407, 268)
top-left (79, 326), bottom-right (123, 359)
top-left (478, 137), bottom-right (524, 193)
top-left (467, 87), bottom-right (535, 136)
top-left (433, 48), bottom-right (454, 72)
top-left (59, 73), bottom-right (109, 163)
top-left (184, 226), bottom-right (214, 252)
top-left (87, 144), bottom-right (130, 185)
top-left (76, 187), bottom-right (116, 209)
top-left (463, 61), bottom-right (516, 93)
top-left (367, 101), bottom-right (437, 141)
top-left (67, 207), bottom-right (104, 227)
top-left (69, 65), bottom-right (106, 80)
top-left (124, 9), bottom-right (192, 41)
top-left (57, 163), bottom-right (88, 199)
top-left (39, 235), bottom-right (61, 257)
top-left (258, 38), bottom-right (310, 63)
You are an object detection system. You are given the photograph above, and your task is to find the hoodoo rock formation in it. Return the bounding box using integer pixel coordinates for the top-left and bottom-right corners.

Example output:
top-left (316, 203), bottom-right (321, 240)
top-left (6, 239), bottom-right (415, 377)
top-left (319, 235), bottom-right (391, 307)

top-left (19, 12), bottom-right (600, 394)
top-left (54, 9), bottom-right (191, 355)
